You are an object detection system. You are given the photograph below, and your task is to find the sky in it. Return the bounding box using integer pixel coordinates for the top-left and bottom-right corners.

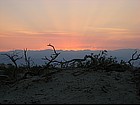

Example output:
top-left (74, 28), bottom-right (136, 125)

top-left (0, 0), bottom-right (140, 51)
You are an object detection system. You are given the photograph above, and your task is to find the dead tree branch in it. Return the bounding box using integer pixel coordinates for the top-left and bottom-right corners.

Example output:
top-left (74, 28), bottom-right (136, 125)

top-left (23, 48), bottom-right (33, 69)
top-left (42, 44), bottom-right (60, 68)
top-left (58, 55), bottom-right (97, 68)
top-left (128, 51), bottom-right (140, 66)
top-left (1, 51), bottom-right (22, 78)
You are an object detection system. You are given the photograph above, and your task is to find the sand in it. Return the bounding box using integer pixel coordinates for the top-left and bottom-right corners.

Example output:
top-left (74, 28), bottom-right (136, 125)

top-left (0, 68), bottom-right (140, 104)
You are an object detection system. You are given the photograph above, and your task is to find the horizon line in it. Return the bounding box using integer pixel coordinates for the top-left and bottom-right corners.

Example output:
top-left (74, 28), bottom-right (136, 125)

top-left (0, 48), bottom-right (140, 53)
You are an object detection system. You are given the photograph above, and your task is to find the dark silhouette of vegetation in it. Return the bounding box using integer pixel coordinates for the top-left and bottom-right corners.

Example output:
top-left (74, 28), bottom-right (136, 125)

top-left (22, 48), bottom-right (37, 79)
top-left (128, 50), bottom-right (140, 67)
top-left (0, 44), bottom-right (139, 90)
top-left (23, 48), bottom-right (33, 69)
top-left (1, 51), bottom-right (22, 78)
top-left (42, 44), bottom-right (60, 68)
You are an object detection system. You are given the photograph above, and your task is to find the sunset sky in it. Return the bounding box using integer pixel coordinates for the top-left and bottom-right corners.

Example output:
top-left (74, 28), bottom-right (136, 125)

top-left (0, 0), bottom-right (140, 51)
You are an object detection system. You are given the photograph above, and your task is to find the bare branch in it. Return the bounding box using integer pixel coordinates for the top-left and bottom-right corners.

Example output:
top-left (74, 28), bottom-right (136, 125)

top-left (1, 52), bottom-right (22, 68)
top-left (47, 44), bottom-right (60, 56)
top-left (43, 44), bottom-right (60, 68)
top-left (128, 51), bottom-right (140, 66)
top-left (23, 48), bottom-right (33, 69)
top-left (1, 51), bottom-right (22, 78)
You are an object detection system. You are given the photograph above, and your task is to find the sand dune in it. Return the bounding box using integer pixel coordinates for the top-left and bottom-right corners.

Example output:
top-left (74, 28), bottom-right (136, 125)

top-left (0, 68), bottom-right (139, 104)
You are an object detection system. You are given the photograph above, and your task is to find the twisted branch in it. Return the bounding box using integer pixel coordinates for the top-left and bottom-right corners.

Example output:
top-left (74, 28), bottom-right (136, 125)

top-left (128, 51), bottom-right (140, 66)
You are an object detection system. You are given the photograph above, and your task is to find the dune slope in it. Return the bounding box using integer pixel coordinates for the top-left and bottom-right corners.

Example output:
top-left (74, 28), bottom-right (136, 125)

top-left (0, 68), bottom-right (139, 104)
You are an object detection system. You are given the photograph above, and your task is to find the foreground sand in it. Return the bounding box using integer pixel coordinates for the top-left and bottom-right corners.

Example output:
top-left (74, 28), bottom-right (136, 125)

top-left (0, 68), bottom-right (140, 104)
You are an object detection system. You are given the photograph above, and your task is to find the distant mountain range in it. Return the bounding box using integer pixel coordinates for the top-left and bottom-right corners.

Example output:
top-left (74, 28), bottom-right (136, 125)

top-left (0, 49), bottom-right (140, 67)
